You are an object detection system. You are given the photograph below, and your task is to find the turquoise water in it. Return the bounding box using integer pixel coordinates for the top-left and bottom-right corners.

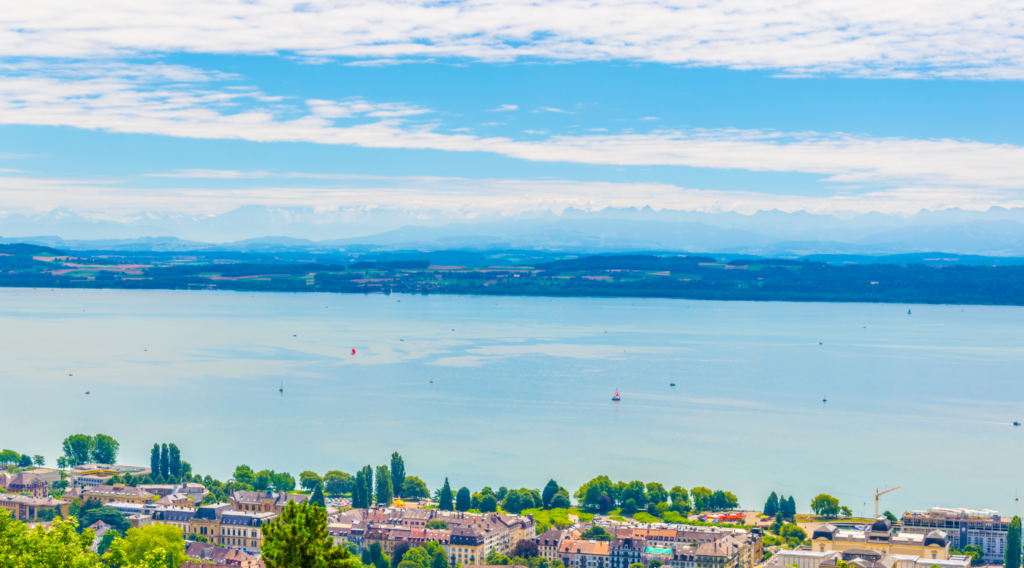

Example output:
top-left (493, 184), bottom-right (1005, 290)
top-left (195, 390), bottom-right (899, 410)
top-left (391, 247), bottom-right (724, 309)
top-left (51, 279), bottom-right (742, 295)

top-left (1, 288), bottom-right (1022, 517)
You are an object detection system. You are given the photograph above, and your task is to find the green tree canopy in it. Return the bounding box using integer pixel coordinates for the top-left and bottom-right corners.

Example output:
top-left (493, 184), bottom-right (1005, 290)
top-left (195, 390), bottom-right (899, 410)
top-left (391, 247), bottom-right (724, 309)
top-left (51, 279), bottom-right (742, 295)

top-left (669, 486), bottom-right (688, 506)
top-left (311, 484), bottom-right (326, 508)
top-left (1006, 516), bottom-right (1021, 568)
top-left (114, 524), bottom-right (188, 568)
top-left (254, 470), bottom-right (274, 491)
top-left (883, 511), bottom-right (898, 522)
top-left (401, 476), bottom-right (430, 500)
top-left (263, 501), bottom-right (360, 568)
top-left (425, 520), bottom-right (448, 530)
top-left (273, 472), bottom-right (296, 492)
top-left (234, 464), bottom-right (256, 486)
top-left (645, 483), bottom-right (668, 505)
top-left (300, 471), bottom-right (323, 492)
top-left (455, 487), bottom-right (471, 512)
top-left (542, 480), bottom-right (560, 509)
top-left (61, 435), bottom-right (94, 467)
top-left (80, 505), bottom-right (132, 534)
top-left (439, 479), bottom-right (453, 511)
top-left (390, 453), bottom-right (405, 498)
top-left (0, 511), bottom-right (97, 568)
top-left (375, 466), bottom-right (393, 505)
top-left (580, 526), bottom-right (612, 541)
top-left (764, 492), bottom-right (779, 517)
top-left (32, 455), bottom-right (45, 467)
top-left (811, 494), bottom-right (840, 517)
top-left (690, 487), bottom-right (713, 511)
top-left (324, 471), bottom-right (353, 496)
top-left (550, 491), bottom-right (571, 509)
top-left (479, 494), bottom-right (498, 513)
top-left (167, 444), bottom-right (181, 479)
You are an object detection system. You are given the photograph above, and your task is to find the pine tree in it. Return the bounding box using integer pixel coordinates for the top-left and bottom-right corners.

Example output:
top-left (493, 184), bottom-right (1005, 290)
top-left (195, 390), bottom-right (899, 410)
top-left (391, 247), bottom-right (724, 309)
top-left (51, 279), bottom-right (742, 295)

top-left (361, 465), bottom-right (374, 506)
top-left (542, 480), bottom-right (560, 509)
top-left (160, 444), bottom-right (169, 478)
top-left (312, 483), bottom-right (326, 508)
top-left (1006, 516), bottom-right (1021, 568)
top-left (169, 444), bottom-right (181, 478)
top-left (262, 501), bottom-right (359, 568)
top-left (390, 453), bottom-right (405, 498)
top-left (439, 478), bottom-right (453, 511)
top-left (786, 496), bottom-right (796, 519)
top-left (375, 465), bottom-right (393, 505)
top-left (150, 444), bottom-right (160, 476)
top-left (764, 492), bottom-right (779, 517)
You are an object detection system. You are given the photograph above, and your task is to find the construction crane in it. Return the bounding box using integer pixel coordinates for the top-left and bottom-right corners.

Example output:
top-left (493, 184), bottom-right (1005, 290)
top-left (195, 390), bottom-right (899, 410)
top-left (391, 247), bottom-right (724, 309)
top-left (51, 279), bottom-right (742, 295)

top-left (875, 486), bottom-right (902, 518)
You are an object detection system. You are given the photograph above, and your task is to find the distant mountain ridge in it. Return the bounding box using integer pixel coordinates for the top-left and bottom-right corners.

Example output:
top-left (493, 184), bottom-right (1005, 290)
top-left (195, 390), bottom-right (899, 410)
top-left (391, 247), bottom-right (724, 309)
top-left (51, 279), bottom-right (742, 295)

top-left (4, 205), bottom-right (1024, 255)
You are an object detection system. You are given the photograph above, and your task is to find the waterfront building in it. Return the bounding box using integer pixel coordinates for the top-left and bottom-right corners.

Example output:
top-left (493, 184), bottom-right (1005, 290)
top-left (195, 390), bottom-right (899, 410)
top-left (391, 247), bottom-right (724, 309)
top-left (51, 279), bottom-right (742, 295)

top-left (776, 548), bottom-right (972, 568)
top-left (811, 519), bottom-right (950, 561)
top-left (902, 507), bottom-right (1016, 564)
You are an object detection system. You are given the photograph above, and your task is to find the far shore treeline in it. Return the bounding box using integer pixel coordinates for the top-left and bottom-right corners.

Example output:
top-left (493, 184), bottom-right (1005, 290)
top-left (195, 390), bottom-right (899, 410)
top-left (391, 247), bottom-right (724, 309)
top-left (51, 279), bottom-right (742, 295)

top-left (2, 244), bottom-right (1023, 305)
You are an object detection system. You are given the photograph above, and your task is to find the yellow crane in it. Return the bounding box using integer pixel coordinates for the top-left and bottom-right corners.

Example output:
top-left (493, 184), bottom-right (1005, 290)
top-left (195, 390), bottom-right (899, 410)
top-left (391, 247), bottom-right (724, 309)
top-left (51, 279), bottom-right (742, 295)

top-left (875, 486), bottom-right (901, 518)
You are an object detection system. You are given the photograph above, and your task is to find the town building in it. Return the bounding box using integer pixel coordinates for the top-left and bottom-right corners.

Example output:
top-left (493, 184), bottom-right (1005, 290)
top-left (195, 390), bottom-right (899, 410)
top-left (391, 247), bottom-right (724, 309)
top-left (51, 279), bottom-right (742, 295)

top-left (811, 520), bottom-right (950, 562)
top-left (537, 528), bottom-right (566, 562)
top-left (0, 494), bottom-right (68, 521)
top-left (6, 472), bottom-right (50, 497)
top-left (151, 506), bottom-right (197, 534)
top-left (902, 508), bottom-right (1017, 563)
top-left (611, 534), bottom-right (646, 568)
top-left (558, 539), bottom-right (612, 568)
top-left (451, 525), bottom-right (487, 565)
top-left (81, 484), bottom-right (156, 506)
top-left (229, 490), bottom-right (310, 514)
top-left (777, 548), bottom-right (972, 568)
top-left (184, 541), bottom-right (262, 567)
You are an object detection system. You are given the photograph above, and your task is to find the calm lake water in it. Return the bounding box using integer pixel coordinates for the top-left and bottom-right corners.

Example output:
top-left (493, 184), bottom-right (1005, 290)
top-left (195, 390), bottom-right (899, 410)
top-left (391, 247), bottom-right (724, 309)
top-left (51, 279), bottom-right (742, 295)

top-left (2, 288), bottom-right (1022, 517)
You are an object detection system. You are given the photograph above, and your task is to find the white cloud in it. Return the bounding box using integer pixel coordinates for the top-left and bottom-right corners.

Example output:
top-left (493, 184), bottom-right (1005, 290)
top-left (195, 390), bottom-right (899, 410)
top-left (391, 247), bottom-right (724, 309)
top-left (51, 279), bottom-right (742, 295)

top-left (2, 0), bottom-right (1024, 78)
top-left (480, 122), bottom-right (505, 126)
top-left (2, 170), bottom-right (1021, 216)
top-left (588, 128), bottom-right (608, 132)
top-left (488, 104), bottom-right (518, 112)
top-left (639, 117), bottom-right (658, 121)
top-left (524, 130), bottom-right (549, 135)
top-left (2, 62), bottom-right (1024, 204)
top-left (539, 107), bottom-right (574, 114)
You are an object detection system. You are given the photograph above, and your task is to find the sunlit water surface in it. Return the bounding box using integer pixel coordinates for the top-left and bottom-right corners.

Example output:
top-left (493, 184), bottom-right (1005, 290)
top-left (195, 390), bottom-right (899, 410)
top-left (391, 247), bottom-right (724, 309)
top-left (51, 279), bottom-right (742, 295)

top-left (2, 288), bottom-right (1022, 516)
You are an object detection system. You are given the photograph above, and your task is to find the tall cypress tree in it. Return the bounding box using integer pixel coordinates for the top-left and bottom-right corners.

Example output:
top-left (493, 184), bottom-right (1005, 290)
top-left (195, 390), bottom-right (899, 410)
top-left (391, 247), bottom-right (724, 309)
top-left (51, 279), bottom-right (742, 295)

top-left (786, 496), bottom-right (796, 518)
top-left (150, 444), bottom-right (160, 476)
top-left (160, 443), bottom-right (169, 478)
top-left (375, 465), bottom-right (393, 505)
top-left (390, 453), bottom-right (405, 498)
top-left (353, 470), bottom-right (367, 508)
top-left (1007, 516), bottom-right (1021, 568)
top-left (542, 479), bottom-right (560, 509)
top-left (311, 483), bottom-right (326, 508)
top-left (361, 465), bottom-right (374, 505)
top-left (439, 478), bottom-right (453, 511)
top-left (169, 444), bottom-right (181, 479)
top-left (764, 492), bottom-right (779, 517)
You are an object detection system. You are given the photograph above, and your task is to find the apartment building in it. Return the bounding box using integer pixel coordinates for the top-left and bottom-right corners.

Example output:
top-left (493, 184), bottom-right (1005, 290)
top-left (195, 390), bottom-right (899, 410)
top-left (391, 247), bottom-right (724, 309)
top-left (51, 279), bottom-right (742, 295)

top-left (81, 484), bottom-right (155, 506)
top-left (902, 508), bottom-right (1016, 563)
top-left (558, 539), bottom-right (612, 568)
top-left (0, 494), bottom-right (68, 521)
top-left (812, 520), bottom-right (950, 562)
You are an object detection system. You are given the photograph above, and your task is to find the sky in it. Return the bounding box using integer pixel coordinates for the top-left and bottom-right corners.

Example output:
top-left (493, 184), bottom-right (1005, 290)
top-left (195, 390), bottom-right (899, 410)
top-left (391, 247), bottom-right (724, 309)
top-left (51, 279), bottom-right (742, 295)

top-left (1, 0), bottom-right (1024, 217)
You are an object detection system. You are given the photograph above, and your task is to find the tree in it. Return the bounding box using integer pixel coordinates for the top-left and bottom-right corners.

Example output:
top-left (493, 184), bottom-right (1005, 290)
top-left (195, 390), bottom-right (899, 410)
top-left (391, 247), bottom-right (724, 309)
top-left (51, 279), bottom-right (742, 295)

top-left (622, 499), bottom-right (638, 516)
top-left (580, 526), bottom-right (612, 541)
top-left (364, 542), bottom-right (390, 568)
top-left (274, 472), bottom-right (296, 492)
top-left (375, 466), bottom-right (394, 505)
top-left (439, 478), bottom-right (453, 511)
top-left (391, 542), bottom-right (411, 568)
top-left (1007, 516), bottom-right (1022, 568)
top-left (159, 444), bottom-right (169, 478)
top-left (360, 466), bottom-right (374, 505)
top-left (479, 494), bottom-right (498, 513)
top-left (811, 494), bottom-right (840, 518)
top-left (80, 505), bottom-right (132, 534)
top-left (0, 511), bottom-right (97, 568)
top-left (254, 470), bottom-right (273, 491)
top-left (455, 487), bottom-right (471, 512)
top-left (150, 445), bottom-right (160, 476)
top-left (56, 456), bottom-right (69, 470)
top-left (234, 464), bottom-right (256, 486)
top-left (324, 471), bottom-right (353, 496)
top-left (551, 491), bottom-right (571, 509)
top-left (96, 529), bottom-right (119, 555)
top-left (764, 492), bottom-right (779, 517)
top-left (114, 524), bottom-right (188, 568)
top-left (18, 454), bottom-right (32, 468)
top-left (620, 481), bottom-right (647, 508)
top-left (263, 500), bottom-right (360, 568)
top-left (690, 487), bottom-right (712, 511)
top-left (425, 520), bottom-right (448, 530)
top-left (301, 471), bottom-right (323, 492)
top-left (353, 470), bottom-right (368, 508)
top-left (390, 453), bottom-right (406, 497)
top-left (402, 476), bottom-right (430, 500)
top-left (311, 484), bottom-right (326, 508)
top-left (513, 539), bottom-right (540, 558)
top-left (61, 435), bottom-right (94, 467)
top-left (840, 506), bottom-right (852, 517)
top-left (646, 483), bottom-right (668, 504)
top-left (168, 444), bottom-right (181, 478)
top-left (32, 455), bottom-right (44, 467)
top-left (670, 486), bottom-right (689, 506)
top-left (787, 496), bottom-right (796, 518)
top-left (542, 480), bottom-right (560, 509)
top-left (883, 511), bottom-right (898, 522)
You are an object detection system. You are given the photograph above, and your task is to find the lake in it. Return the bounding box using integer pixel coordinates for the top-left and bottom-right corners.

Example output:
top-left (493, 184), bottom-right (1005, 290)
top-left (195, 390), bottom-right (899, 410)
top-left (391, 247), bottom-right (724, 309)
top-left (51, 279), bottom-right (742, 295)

top-left (1, 287), bottom-right (1022, 518)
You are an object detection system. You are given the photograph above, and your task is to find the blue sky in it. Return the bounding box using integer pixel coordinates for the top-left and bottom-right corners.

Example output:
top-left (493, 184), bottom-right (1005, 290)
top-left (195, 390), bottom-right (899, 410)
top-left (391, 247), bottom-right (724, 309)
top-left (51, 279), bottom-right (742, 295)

top-left (1, 1), bottom-right (1023, 217)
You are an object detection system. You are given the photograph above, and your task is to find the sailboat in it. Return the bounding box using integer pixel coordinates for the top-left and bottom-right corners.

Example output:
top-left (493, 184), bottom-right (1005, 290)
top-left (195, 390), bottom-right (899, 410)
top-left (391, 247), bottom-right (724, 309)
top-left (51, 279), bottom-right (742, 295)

top-left (908, 309), bottom-right (912, 315)
top-left (823, 394), bottom-right (827, 403)
top-left (279, 381), bottom-right (284, 394)
top-left (612, 389), bottom-right (621, 401)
